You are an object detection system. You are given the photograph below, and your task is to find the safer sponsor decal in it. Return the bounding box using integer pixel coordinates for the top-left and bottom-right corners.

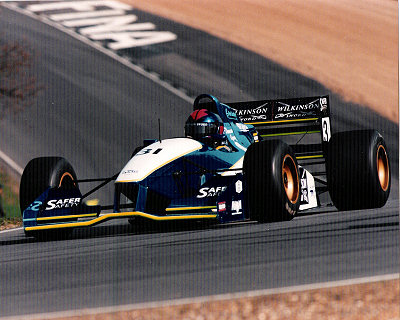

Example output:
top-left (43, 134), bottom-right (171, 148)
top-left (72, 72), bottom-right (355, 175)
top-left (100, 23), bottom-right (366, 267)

top-left (197, 186), bottom-right (227, 198)
top-left (29, 198), bottom-right (81, 211)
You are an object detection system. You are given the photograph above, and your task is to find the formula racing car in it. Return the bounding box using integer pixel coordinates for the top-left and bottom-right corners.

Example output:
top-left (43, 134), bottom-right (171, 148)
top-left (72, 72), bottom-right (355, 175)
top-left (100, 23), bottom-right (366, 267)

top-left (20, 94), bottom-right (391, 238)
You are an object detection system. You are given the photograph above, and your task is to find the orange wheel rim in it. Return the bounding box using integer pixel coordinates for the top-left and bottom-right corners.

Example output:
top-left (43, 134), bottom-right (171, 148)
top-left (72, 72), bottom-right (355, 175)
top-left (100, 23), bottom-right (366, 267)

top-left (282, 155), bottom-right (299, 203)
top-left (377, 145), bottom-right (389, 191)
top-left (59, 172), bottom-right (76, 188)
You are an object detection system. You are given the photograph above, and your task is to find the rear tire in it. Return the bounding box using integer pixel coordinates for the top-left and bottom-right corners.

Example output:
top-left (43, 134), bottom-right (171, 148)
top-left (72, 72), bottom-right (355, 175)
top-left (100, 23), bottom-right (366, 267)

top-left (326, 130), bottom-right (390, 210)
top-left (243, 140), bottom-right (300, 222)
top-left (20, 157), bottom-right (78, 238)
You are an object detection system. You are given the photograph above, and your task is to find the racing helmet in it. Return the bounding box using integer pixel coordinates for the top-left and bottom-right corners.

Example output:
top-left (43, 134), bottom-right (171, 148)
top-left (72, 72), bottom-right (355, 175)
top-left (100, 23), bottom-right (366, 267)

top-left (185, 109), bottom-right (225, 142)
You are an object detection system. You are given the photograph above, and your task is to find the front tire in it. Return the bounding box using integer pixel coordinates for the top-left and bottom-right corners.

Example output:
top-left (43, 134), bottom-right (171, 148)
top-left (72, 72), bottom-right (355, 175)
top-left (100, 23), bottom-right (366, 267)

top-left (243, 140), bottom-right (300, 222)
top-left (326, 130), bottom-right (390, 210)
top-left (20, 157), bottom-right (78, 238)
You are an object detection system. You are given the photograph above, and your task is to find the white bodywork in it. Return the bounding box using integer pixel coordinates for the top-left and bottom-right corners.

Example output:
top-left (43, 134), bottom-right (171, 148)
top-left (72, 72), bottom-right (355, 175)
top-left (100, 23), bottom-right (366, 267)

top-left (299, 167), bottom-right (318, 210)
top-left (116, 138), bottom-right (202, 183)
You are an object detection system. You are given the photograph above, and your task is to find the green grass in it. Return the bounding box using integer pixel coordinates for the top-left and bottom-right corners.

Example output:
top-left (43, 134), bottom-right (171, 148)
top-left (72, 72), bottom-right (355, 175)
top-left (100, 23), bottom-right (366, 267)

top-left (0, 166), bottom-right (22, 227)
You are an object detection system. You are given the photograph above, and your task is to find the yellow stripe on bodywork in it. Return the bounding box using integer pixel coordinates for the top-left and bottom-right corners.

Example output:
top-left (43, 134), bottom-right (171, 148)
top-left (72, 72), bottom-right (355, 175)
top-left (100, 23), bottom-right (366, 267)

top-left (296, 155), bottom-right (324, 160)
top-left (25, 211), bottom-right (217, 231)
top-left (244, 118), bottom-right (319, 125)
top-left (165, 206), bottom-right (216, 212)
top-left (261, 130), bottom-right (320, 138)
top-left (37, 213), bottom-right (98, 221)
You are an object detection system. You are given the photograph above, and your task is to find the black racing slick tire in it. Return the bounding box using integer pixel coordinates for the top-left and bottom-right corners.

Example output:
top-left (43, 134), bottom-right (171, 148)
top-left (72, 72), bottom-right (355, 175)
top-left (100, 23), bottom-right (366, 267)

top-left (243, 140), bottom-right (300, 222)
top-left (20, 157), bottom-right (78, 213)
top-left (326, 130), bottom-right (390, 211)
top-left (19, 157), bottom-right (78, 239)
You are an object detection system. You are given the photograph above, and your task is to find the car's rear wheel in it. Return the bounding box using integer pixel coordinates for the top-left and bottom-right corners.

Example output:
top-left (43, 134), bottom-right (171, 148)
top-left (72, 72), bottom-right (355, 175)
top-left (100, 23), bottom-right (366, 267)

top-left (326, 130), bottom-right (390, 210)
top-left (243, 140), bottom-right (300, 222)
top-left (20, 157), bottom-right (78, 239)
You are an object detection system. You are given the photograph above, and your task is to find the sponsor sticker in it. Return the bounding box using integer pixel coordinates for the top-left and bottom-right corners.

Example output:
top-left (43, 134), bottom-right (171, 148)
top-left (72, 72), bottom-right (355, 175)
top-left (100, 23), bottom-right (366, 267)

top-left (235, 180), bottom-right (243, 194)
top-left (236, 103), bottom-right (269, 122)
top-left (29, 198), bottom-right (81, 211)
top-left (197, 186), bottom-right (227, 198)
top-left (231, 200), bottom-right (242, 215)
top-left (225, 109), bottom-right (238, 120)
top-left (122, 169), bottom-right (138, 175)
top-left (300, 169), bottom-right (309, 204)
top-left (218, 201), bottom-right (226, 212)
top-left (320, 97), bottom-right (328, 112)
top-left (299, 167), bottom-right (318, 210)
top-left (236, 123), bottom-right (249, 132)
top-left (275, 99), bottom-right (320, 120)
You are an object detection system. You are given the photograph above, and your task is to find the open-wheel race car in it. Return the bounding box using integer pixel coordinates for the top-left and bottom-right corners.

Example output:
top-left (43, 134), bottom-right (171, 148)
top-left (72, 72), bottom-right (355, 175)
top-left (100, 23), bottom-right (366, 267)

top-left (20, 94), bottom-right (391, 238)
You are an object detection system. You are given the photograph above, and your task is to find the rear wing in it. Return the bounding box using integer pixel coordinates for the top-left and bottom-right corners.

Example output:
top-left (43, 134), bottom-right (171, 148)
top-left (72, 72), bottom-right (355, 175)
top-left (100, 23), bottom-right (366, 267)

top-left (226, 96), bottom-right (332, 163)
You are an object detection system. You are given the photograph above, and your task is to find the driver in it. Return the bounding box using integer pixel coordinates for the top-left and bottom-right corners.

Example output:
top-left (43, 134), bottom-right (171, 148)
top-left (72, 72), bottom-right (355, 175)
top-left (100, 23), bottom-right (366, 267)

top-left (184, 109), bottom-right (231, 151)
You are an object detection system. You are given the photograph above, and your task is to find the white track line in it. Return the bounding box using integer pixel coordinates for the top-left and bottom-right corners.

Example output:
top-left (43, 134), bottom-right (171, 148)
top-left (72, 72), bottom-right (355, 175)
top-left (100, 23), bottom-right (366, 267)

top-left (0, 227), bottom-right (23, 234)
top-left (0, 150), bottom-right (23, 175)
top-left (1, 2), bottom-right (194, 104)
top-left (1, 273), bottom-right (398, 320)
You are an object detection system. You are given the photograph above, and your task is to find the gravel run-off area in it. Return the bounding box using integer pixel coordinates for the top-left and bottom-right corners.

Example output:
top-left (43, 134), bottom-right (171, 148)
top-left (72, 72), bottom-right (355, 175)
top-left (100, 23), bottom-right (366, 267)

top-left (124, 0), bottom-right (399, 122)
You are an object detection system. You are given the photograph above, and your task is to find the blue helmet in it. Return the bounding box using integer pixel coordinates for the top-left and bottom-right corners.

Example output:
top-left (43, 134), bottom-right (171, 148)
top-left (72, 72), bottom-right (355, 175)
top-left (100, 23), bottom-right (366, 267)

top-left (185, 109), bottom-right (224, 142)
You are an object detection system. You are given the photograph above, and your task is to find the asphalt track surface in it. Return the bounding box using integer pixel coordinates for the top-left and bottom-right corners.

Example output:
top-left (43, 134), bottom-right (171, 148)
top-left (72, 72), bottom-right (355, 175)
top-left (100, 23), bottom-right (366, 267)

top-left (0, 5), bottom-right (398, 318)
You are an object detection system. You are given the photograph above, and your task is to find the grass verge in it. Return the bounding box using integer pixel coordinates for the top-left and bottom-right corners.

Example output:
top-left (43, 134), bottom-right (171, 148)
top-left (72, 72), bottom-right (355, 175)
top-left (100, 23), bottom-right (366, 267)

top-left (0, 165), bottom-right (22, 230)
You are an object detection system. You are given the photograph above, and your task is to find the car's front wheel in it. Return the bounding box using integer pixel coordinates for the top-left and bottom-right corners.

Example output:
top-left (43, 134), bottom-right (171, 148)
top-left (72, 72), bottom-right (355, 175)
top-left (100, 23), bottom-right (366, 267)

top-left (243, 140), bottom-right (300, 222)
top-left (20, 157), bottom-right (79, 239)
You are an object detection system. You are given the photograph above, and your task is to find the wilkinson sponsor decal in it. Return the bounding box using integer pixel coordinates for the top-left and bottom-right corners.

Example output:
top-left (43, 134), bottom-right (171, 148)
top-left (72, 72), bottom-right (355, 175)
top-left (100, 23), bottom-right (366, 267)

top-left (233, 96), bottom-right (329, 123)
top-left (276, 100), bottom-right (319, 112)
top-left (275, 99), bottom-right (320, 119)
top-left (235, 103), bottom-right (269, 122)
top-left (274, 97), bottom-right (330, 119)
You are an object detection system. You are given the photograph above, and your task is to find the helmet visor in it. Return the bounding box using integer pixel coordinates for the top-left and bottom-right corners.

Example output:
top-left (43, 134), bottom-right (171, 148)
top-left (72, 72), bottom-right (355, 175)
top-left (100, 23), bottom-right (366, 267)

top-left (185, 122), bottom-right (219, 139)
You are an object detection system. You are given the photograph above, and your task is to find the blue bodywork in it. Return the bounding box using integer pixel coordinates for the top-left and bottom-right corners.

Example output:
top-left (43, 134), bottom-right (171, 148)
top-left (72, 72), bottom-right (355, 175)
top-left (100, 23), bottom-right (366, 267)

top-left (113, 94), bottom-right (259, 222)
top-left (22, 94), bottom-right (259, 231)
